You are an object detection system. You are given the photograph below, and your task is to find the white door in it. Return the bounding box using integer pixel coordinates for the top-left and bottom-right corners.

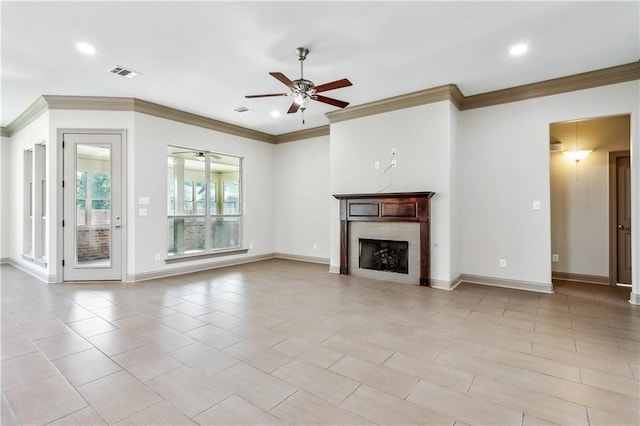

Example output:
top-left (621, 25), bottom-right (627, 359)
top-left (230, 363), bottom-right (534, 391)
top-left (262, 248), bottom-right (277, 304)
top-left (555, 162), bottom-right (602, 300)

top-left (63, 132), bottom-right (123, 281)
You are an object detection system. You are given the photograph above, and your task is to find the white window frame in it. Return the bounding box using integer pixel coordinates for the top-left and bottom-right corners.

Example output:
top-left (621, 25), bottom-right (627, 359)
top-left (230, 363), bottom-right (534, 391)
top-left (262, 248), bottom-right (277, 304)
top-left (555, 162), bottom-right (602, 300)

top-left (166, 147), bottom-right (245, 261)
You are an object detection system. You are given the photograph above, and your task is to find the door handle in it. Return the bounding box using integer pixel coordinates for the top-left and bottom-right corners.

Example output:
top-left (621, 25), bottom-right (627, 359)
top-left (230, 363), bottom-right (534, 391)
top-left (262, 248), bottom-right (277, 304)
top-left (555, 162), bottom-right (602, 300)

top-left (618, 224), bottom-right (630, 231)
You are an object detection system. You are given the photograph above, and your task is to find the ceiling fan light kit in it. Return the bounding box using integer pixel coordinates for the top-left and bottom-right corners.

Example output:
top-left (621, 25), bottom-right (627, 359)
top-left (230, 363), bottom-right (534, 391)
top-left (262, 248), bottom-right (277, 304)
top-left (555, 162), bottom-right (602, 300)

top-left (246, 47), bottom-right (352, 124)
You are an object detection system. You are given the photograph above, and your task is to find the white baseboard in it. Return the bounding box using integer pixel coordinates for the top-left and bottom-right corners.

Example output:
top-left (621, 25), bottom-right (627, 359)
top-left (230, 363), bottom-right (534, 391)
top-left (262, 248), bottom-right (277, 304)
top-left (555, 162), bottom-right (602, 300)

top-left (629, 292), bottom-right (640, 305)
top-left (328, 265), bottom-right (340, 274)
top-left (552, 271), bottom-right (609, 285)
top-left (126, 253), bottom-right (277, 282)
top-left (273, 253), bottom-right (329, 265)
top-left (0, 257), bottom-right (11, 264)
top-left (7, 258), bottom-right (53, 283)
top-left (430, 276), bottom-right (462, 291)
top-left (456, 273), bottom-right (554, 294)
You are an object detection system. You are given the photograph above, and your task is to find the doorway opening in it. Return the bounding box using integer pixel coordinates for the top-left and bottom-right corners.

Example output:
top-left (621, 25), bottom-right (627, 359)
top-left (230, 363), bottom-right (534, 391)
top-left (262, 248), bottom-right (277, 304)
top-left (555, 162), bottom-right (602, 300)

top-left (549, 115), bottom-right (631, 290)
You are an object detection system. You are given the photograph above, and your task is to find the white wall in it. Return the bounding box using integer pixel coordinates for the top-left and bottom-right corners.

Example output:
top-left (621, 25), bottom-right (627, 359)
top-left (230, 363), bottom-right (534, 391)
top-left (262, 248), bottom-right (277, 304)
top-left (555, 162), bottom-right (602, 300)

top-left (460, 81), bottom-right (639, 293)
top-left (4, 79), bottom-right (638, 303)
top-left (449, 103), bottom-right (461, 281)
top-left (273, 135), bottom-right (330, 261)
top-left (329, 101), bottom-right (458, 284)
top-left (131, 112), bottom-right (275, 277)
top-left (6, 109), bottom-right (275, 281)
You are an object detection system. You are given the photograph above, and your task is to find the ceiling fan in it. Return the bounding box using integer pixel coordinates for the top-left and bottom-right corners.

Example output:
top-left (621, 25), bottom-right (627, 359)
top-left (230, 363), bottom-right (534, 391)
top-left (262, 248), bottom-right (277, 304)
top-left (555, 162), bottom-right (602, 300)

top-left (245, 47), bottom-right (352, 123)
top-left (171, 151), bottom-right (221, 160)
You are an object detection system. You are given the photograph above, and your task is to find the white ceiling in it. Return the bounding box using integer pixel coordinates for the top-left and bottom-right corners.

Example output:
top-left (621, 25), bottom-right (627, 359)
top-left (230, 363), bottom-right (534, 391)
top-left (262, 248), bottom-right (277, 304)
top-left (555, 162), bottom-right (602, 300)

top-left (2, 1), bottom-right (638, 135)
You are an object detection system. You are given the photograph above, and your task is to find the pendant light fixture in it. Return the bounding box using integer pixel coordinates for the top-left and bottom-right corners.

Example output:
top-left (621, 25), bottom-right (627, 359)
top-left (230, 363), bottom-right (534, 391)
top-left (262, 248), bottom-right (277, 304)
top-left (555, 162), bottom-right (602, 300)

top-left (562, 121), bottom-right (592, 182)
top-left (563, 121), bottom-right (592, 162)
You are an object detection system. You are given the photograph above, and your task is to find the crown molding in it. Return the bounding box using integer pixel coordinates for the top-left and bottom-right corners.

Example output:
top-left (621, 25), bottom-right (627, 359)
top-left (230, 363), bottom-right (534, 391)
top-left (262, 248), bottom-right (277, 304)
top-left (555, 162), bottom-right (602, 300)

top-left (43, 95), bottom-right (135, 111)
top-left (6, 96), bottom-right (49, 136)
top-left (274, 125), bottom-right (329, 144)
top-left (4, 61), bottom-right (638, 139)
top-left (1, 127), bottom-right (9, 137)
top-left (326, 84), bottom-right (460, 124)
top-left (132, 99), bottom-right (275, 143)
top-left (461, 61), bottom-right (640, 110)
top-left (326, 61), bottom-right (639, 122)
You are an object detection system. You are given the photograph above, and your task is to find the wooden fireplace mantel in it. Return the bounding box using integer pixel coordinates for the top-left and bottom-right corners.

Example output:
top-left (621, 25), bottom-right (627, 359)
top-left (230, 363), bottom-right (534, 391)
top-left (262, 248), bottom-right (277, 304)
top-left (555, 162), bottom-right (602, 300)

top-left (333, 191), bottom-right (435, 286)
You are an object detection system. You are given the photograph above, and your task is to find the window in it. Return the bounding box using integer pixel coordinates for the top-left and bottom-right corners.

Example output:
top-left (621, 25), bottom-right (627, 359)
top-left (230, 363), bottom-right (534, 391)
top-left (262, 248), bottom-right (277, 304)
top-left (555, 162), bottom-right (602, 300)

top-left (91, 173), bottom-right (111, 225)
top-left (77, 171), bottom-right (87, 226)
top-left (223, 181), bottom-right (239, 214)
top-left (23, 149), bottom-right (33, 256)
top-left (22, 142), bottom-right (48, 264)
top-left (167, 147), bottom-right (242, 257)
top-left (35, 143), bottom-right (47, 261)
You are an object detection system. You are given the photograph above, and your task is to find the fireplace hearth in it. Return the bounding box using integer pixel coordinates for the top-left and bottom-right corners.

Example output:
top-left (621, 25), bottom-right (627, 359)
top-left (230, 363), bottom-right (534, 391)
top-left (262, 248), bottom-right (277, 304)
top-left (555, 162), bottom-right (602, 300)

top-left (360, 238), bottom-right (408, 274)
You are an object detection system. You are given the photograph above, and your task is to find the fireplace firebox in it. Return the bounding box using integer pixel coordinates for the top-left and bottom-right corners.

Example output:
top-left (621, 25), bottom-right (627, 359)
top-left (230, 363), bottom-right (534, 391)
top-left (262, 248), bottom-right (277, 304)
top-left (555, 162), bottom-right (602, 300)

top-left (359, 239), bottom-right (408, 274)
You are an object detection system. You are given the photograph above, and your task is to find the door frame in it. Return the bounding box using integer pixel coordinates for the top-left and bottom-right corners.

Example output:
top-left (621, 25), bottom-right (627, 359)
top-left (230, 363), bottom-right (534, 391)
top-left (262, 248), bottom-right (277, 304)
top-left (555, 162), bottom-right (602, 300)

top-left (56, 128), bottom-right (127, 283)
top-left (609, 150), bottom-right (631, 285)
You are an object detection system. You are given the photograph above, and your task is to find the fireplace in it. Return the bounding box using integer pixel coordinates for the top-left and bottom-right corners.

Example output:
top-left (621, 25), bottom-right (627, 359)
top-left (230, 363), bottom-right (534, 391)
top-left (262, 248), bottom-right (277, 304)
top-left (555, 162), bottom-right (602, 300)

top-left (359, 238), bottom-right (408, 274)
top-left (333, 191), bottom-right (435, 286)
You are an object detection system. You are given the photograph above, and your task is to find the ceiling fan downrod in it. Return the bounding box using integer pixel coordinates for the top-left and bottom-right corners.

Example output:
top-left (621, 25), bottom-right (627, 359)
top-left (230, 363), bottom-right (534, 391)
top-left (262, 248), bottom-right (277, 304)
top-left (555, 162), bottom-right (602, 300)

top-left (297, 47), bottom-right (309, 82)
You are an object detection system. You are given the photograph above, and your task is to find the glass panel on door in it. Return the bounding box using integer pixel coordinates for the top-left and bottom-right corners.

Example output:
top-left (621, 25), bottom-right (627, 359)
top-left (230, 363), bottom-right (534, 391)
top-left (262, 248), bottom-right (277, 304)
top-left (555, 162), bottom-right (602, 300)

top-left (75, 143), bottom-right (112, 268)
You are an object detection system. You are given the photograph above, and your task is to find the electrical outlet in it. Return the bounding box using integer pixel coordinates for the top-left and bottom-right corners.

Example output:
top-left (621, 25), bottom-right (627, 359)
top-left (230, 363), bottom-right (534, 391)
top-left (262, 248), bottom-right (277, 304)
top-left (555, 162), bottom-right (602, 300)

top-left (533, 200), bottom-right (541, 210)
top-left (552, 254), bottom-right (559, 263)
top-left (312, 243), bottom-right (318, 250)
top-left (374, 161), bottom-right (380, 170)
top-left (249, 243), bottom-right (254, 249)
top-left (155, 253), bottom-right (161, 261)
top-left (499, 259), bottom-right (507, 268)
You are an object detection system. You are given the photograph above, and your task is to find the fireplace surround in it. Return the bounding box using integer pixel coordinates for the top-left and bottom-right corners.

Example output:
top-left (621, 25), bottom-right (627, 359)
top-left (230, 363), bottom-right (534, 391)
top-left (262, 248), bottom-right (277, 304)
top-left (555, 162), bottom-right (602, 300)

top-left (333, 191), bottom-right (435, 286)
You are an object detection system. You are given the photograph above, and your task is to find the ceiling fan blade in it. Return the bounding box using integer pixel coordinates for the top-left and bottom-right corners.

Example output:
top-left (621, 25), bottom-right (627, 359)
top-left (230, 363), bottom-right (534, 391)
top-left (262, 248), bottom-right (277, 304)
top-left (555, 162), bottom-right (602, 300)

top-left (312, 78), bottom-right (352, 93)
top-left (287, 102), bottom-right (300, 114)
top-left (245, 93), bottom-right (289, 98)
top-left (270, 72), bottom-right (295, 89)
top-left (313, 95), bottom-right (349, 108)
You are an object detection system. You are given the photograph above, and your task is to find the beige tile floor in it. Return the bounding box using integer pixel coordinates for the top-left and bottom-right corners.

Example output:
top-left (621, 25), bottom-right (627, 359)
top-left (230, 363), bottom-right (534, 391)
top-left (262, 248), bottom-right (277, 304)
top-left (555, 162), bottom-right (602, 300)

top-left (1, 260), bottom-right (639, 425)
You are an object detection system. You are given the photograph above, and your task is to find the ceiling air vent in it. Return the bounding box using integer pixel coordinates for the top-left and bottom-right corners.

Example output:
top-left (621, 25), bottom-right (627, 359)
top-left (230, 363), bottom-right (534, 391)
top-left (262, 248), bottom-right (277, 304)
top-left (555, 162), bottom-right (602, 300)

top-left (234, 106), bottom-right (253, 113)
top-left (110, 66), bottom-right (139, 78)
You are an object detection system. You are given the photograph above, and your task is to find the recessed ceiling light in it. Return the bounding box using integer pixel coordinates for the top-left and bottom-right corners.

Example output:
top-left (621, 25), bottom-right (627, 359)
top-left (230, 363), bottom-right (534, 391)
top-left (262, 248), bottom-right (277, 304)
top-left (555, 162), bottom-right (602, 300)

top-left (76, 42), bottom-right (96, 55)
top-left (509, 43), bottom-right (528, 56)
top-left (271, 110), bottom-right (281, 118)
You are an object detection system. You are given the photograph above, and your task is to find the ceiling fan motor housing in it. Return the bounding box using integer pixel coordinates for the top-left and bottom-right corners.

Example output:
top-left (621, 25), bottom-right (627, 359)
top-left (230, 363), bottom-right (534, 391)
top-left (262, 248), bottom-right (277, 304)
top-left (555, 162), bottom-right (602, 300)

top-left (296, 47), bottom-right (309, 61)
top-left (293, 79), bottom-right (315, 95)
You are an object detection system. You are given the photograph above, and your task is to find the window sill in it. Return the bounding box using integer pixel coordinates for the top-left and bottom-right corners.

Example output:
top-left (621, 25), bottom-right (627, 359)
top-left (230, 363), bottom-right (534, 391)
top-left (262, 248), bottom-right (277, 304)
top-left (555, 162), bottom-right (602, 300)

top-left (164, 248), bottom-right (249, 264)
top-left (21, 254), bottom-right (48, 267)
